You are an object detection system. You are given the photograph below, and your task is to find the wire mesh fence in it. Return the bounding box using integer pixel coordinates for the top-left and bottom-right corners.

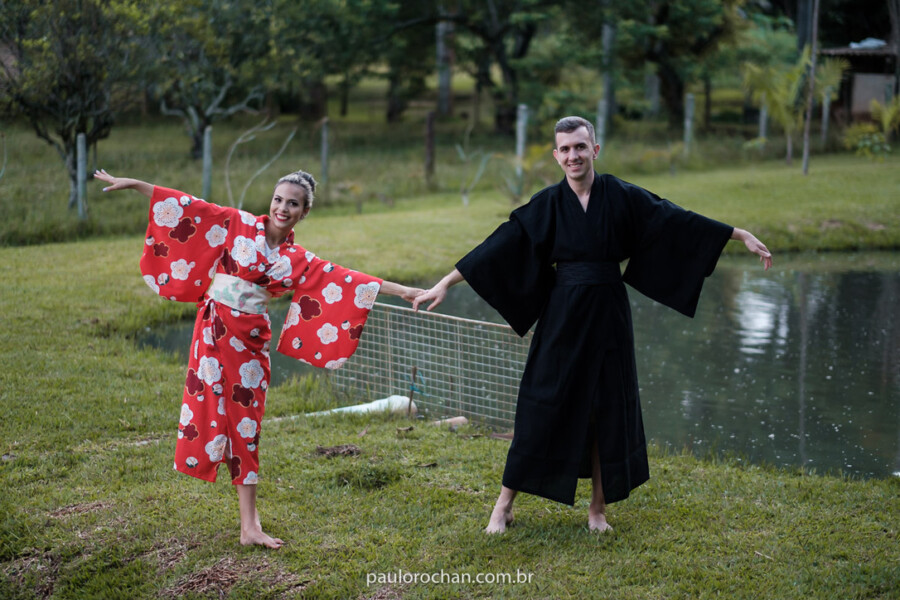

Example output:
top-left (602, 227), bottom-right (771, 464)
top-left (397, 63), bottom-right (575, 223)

top-left (329, 302), bottom-right (531, 429)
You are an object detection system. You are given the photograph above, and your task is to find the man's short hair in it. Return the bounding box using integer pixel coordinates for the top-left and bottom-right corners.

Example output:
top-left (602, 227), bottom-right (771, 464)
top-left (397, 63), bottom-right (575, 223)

top-left (554, 116), bottom-right (596, 147)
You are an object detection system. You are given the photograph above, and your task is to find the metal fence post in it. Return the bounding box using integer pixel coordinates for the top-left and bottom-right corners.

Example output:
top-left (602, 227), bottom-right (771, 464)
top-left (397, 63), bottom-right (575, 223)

top-left (76, 133), bottom-right (88, 220)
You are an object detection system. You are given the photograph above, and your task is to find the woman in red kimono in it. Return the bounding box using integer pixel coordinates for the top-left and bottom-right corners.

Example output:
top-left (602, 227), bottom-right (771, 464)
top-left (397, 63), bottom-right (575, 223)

top-left (95, 168), bottom-right (421, 548)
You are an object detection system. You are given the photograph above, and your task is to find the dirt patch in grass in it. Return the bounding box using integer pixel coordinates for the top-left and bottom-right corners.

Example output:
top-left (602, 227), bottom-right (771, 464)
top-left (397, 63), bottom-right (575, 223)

top-left (137, 536), bottom-right (203, 573)
top-left (359, 584), bottom-right (406, 600)
top-left (160, 557), bottom-right (309, 598)
top-left (49, 501), bottom-right (112, 519)
top-left (315, 444), bottom-right (362, 458)
top-left (2, 549), bottom-right (61, 598)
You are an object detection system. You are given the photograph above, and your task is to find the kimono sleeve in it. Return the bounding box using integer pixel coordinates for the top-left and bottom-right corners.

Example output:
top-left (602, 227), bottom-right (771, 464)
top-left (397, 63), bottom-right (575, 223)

top-left (139, 186), bottom-right (235, 303)
top-left (618, 177), bottom-right (733, 317)
top-left (455, 191), bottom-right (556, 336)
top-left (276, 252), bottom-right (383, 369)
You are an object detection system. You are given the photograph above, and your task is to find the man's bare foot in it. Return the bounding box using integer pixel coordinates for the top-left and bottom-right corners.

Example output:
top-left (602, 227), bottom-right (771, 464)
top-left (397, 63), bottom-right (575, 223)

top-left (240, 526), bottom-right (284, 549)
top-left (588, 511), bottom-right (612, 533)
top-left (485, 507), bottom-right (514, 534)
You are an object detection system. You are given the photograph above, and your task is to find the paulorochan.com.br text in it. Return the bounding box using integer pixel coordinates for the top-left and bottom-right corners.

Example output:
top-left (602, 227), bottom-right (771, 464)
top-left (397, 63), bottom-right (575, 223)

top-left (367, 568), bottom-right (534, 586)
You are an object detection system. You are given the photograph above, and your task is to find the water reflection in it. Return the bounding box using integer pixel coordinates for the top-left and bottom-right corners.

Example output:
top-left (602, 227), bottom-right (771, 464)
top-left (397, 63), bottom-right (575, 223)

top-left (634, 252), bottom-right (899, 479)
top-left (138, 252), bottom-right (900, 479)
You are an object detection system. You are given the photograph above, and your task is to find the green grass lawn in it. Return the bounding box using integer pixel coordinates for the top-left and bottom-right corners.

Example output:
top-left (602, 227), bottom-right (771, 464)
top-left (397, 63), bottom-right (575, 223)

top-left (1, 152), bottom-right (899, 597)
top-left (1, 115), bottom-right (899, 597)
top-left (3, 117), bottom-right (896, 249)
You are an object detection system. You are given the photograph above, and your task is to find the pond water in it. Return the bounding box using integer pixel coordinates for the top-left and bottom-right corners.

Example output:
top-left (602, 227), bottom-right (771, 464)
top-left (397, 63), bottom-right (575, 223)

top-left (138, 252), bottom-right (900, 479)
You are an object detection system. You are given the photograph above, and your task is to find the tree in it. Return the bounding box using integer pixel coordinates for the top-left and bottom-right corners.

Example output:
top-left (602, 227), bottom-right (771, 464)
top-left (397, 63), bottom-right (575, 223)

top-left (814, 55), bottom-right (848, 142)
top-left (448, 0), bottom-right (555, 134)
top-left (743, 45), bottom-right (844, 165)
top-left (261, 0), bottom-right (399, 121)
top-left (690, 11), bottom-right (795, 131)
top-left (0, 0), bottom-right (145, 212)
top-left (560, 0), bottom-right (617, 129)
top-left (743, 47), bottom-right (808, 164)
top-left (800, 0), bottom-right (820, 175)
top-left (869, 96), bottom-right (900, 141)
top-left (145, 0), bottom-right (267, 158)
top-left (612, 0), bottom-right (745, 128)
top-left (768, 0), bottom-right (892, 49)
top-left (383, 0), bottom-right (437, 123)
top-left (889, 0), bottom-right (900, 97)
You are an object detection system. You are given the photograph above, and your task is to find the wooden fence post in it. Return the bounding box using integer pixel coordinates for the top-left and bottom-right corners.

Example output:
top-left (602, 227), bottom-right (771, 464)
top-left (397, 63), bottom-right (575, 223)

top-left (683, 93), bottom-right (695, 157)
top-left (821, 88), bottom-right (831, 144)
top-left (596, 99), bottom-right (608, 157)
top-left (202, 125), bottom-right (212, 200)
top-left (515, 104), bottom-right (528, 181)
top-left (436, 20), bottom-right (453, 116)
top-left (425, 111), bottom-right (436, 190)
top-left (321, 117), bottom-right (329, 187)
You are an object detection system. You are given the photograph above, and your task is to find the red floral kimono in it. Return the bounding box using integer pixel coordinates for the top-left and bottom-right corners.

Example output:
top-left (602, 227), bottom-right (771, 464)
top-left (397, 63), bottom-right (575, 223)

top-left (140, 186), bottom-right (382, 484)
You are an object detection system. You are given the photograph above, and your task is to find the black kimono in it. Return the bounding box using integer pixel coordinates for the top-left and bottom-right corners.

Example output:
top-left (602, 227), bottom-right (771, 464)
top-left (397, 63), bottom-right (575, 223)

top-left (456, 173), bottom-right (733, 505)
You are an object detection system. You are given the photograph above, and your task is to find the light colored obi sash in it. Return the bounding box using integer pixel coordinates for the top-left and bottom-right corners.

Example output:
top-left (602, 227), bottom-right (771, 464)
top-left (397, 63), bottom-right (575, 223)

top-left (206, 273), bottom-right (272, 314)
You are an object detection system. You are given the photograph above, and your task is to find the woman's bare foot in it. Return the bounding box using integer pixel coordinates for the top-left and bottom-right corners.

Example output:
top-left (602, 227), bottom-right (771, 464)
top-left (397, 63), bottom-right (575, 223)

top-left (588, 510), bottom-right (612, 533)
top-left (235, 484), bottom-right (282, 548)
top-left (240, 526), bottom-right (284, 549)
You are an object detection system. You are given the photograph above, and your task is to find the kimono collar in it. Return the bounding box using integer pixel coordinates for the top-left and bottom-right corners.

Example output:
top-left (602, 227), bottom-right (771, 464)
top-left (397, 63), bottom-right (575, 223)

top-left (257, 215), bottom-right (296, 247)
top-left (559, 172), bottom-right (601, 197)
top-left (559, 172), bottom-right (602, 213)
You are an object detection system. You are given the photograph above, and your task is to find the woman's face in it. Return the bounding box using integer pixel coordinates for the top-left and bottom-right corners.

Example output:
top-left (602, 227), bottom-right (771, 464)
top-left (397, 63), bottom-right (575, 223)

top-left (268, 182), bottom-right (310, 236)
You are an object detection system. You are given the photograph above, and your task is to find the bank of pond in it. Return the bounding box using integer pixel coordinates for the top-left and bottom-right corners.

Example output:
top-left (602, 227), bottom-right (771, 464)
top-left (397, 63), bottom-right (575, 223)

top-left (140, 251), bottom-right (900, 480)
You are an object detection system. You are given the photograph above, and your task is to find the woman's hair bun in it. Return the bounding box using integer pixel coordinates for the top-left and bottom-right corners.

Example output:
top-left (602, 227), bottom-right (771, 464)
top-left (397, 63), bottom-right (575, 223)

top-left (298, 171), bottom-right (317, 193)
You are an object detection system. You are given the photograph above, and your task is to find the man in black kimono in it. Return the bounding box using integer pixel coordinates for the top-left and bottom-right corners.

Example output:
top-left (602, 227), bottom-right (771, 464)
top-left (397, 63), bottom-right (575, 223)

top-left (413, 116), bottom-right (772, 533)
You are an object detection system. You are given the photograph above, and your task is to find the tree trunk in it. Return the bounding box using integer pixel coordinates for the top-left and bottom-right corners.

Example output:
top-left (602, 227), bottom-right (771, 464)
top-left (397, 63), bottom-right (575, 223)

top-left (645, 73), bottom-right (660, 118)
top-left (703, 75), bottom-right (712, 131)
top-left (658, 62), bottom-right (685, 129)
top-left (298, 79), bottom-right (328, 121)
top-left (65, 147), bottom-right (78, 209)
top-left (601, 19), bottom-right (617, 135)
top-left (340, 75), bottom-right (350, 117)
top-left (386, 75), bottom-right (405, 123)
top-left (474, 60), bottom-right (492, 127)
top-left (436, 20), bottom-right (454, 116)
top-left (801, 0), bottom-right (821, 175)
top-left (492, 95), bottom-right (517, 136)
top-left (888, 0), bottom-right (900, 96)
top-left (489, 19), bottom-right (535, 136)
top-left (190, 129), bottom-right (204, 160)
top-left (786, 131), bottom-right (793, 165)
top-left (796, 0), bottom-right (812, 51)
top-left (493, 56), bottom-right (519, 135)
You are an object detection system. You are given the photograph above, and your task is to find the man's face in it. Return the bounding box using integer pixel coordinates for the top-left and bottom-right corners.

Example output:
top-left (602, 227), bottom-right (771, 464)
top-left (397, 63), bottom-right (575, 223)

top-left (553, 127), bottom-right (599, 183)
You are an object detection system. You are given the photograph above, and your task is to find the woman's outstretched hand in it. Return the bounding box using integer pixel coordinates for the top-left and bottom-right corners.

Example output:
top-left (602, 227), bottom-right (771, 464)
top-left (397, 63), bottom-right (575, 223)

top-left (93, 169), bottom-right (153, 197)
top-left (378, 281), bottom-right (425, 304)
top-left (398, 286), bottom-right (425, 304)
top-left (732, 227), bottom-right (773, 271)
